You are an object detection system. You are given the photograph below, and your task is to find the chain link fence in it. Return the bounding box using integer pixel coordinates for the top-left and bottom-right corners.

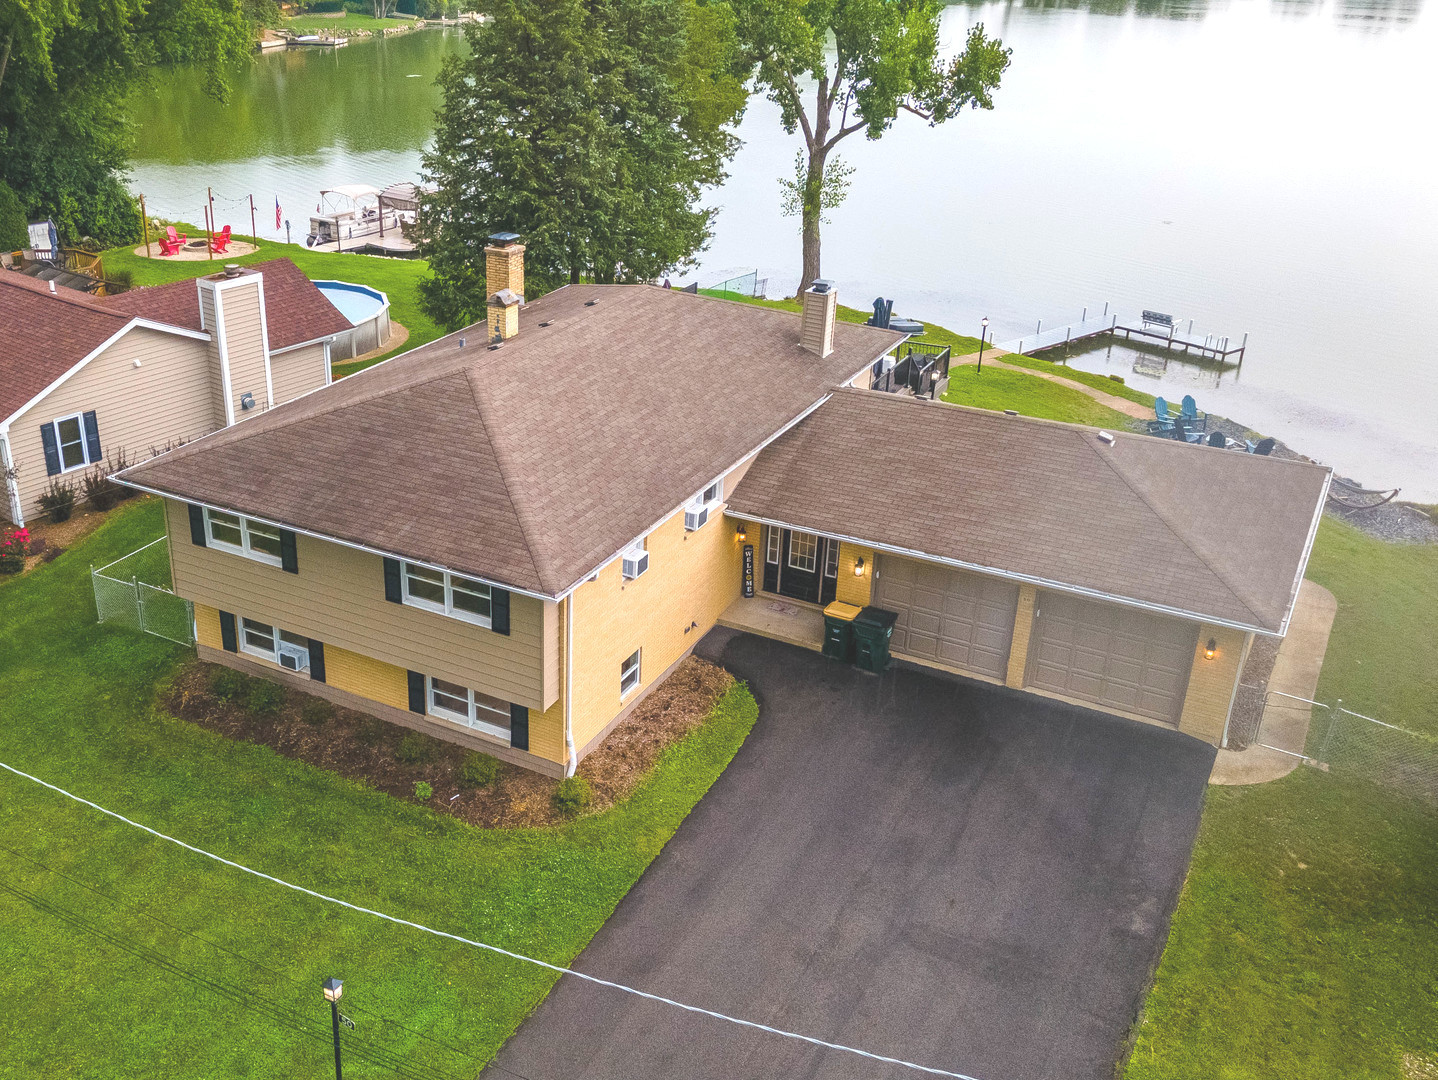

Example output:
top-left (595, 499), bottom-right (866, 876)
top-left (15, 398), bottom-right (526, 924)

top-left (91, 537), bottom-right (194, 647)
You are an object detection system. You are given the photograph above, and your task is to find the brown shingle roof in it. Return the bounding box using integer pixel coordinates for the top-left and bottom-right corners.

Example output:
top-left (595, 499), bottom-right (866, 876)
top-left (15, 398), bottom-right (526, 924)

top-left (119, 285), bottom-right (904, 595)
top-left (727, 389), bottom-right (1330, 634)
top-left (99, 258), bottom-right (352, 350)
top-left (0, 270), bottom-right (132, 420)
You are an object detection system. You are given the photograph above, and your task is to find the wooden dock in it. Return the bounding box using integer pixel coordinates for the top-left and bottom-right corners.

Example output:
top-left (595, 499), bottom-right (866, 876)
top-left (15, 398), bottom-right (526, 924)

top-left (996, 306), bottom-right (1247, 362)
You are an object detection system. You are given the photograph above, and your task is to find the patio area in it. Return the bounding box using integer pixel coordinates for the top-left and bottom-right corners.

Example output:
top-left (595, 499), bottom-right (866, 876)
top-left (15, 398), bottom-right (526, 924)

top-left (716, 594), bottom-right (823, 651)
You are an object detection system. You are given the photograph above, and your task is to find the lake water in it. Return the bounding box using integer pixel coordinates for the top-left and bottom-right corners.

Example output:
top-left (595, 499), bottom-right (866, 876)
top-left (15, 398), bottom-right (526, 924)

top-left (128, 0), bottom-right (1438, 500)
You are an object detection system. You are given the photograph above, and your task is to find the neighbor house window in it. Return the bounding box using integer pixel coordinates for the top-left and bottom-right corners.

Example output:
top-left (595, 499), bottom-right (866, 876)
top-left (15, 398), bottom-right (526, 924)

top-left (620, 649), bottom-right (641, 697)
top-left (49, 414), bottom-right (97, 472)
top-left (238, 619), bottom-right (310, 672)
top-left (402, 563), bottom-right (492, 626)
top-left (206, 508), bottom-right (283, 566)
top-left (428, 677), bottom-right (510, 738)
top-left (788, 531), bottom-right (818, 573)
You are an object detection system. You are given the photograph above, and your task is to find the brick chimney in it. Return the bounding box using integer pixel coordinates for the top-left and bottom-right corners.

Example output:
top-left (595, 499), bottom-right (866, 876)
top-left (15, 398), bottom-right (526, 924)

top-left (488, 288), bottom-right (521, 342)
top-left (485, 232), bottom-right (525, 302)
top-left (800, 280), bottom-right (837, 357)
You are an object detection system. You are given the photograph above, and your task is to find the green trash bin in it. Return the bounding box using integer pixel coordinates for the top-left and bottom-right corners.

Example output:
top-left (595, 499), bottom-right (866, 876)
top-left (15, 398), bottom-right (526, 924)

top-left (822, 601), bottom-right (862, 662)
top-left (852, 606), bottom-right (899, 673)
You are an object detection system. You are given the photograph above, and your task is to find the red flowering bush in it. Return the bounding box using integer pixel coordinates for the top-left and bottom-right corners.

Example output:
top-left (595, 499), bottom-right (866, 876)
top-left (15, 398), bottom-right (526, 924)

top-left (0, 526), bottom-right (29, 573)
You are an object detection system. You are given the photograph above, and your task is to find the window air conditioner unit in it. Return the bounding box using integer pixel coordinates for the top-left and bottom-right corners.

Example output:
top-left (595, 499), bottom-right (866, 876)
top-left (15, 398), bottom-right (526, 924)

top-left (684, 505), bottom-right (708, 532)
top-left (278, 643), bottom-right (309, 672)
top-left (622, 548), bottom-right (649, 580)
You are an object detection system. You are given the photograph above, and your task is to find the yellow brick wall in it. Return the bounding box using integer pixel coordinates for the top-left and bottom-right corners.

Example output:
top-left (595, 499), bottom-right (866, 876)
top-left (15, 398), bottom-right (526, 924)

top-left (835, 542), bottom-right (875, 607)
top-left (196, 603), bottom-right (222, 650)
top-left (568, 505), bottom-right (744, 749)
top-left (1005, 584), bottom-right (1038, 688)
top-left (1178, 624), bottom-right (1250, 744)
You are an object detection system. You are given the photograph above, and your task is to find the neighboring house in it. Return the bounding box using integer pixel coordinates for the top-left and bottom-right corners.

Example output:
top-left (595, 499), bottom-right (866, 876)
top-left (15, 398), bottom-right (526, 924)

top-left (118, 236), bottom-right (1330, 776)
top-left (0, 259), bottom-right (352, 526)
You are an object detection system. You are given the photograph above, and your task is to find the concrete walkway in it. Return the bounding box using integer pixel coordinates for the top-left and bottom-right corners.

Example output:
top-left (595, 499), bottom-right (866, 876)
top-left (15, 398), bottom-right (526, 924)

top-left (1209, 579), bottom-right (1339, 785)
top-left (950, 347), bottom-right (1153, 420)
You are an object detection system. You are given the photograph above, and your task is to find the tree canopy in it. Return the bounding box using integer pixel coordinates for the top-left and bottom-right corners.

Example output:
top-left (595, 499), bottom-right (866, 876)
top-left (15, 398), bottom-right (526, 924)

top-left (0, 0), bottom-right (266, 244)
top-left (733, 0), bottom-right (1010, 293)
top-left (419, 0), bottom-right (748, 328)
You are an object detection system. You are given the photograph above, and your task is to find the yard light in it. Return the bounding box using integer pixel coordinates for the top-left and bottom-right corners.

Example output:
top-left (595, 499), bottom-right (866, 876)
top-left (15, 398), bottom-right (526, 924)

top-left (322, 978), bottom-right (344, 1080)
top-left (853, 556), bottom-right (866, 576)
top-left (978, 317), bottom-right (989, 375)
top-left (1204, 638), bottom-right (1217, 661)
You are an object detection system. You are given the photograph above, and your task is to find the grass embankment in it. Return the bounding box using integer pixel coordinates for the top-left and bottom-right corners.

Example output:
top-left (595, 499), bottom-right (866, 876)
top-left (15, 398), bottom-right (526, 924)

top-left (1125, 518), bottom-right (1438, 1080)
top-left (282, 13), bottom-right (417, 32)
top-left (102, 235), bottom-right (441, 372)
top-left (1001, 353), bottom-right (1158, 410)
top-left (942, 365), bottom-right (1135, 428)
top-left (0, 499), bottom-right (760, 1078)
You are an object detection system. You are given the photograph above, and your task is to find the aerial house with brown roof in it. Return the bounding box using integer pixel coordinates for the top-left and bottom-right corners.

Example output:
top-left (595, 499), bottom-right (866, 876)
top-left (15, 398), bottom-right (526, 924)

top-left (0, 259), bottom-right (352, 527)
top-left (118, 236), bottom-right (1330, 775)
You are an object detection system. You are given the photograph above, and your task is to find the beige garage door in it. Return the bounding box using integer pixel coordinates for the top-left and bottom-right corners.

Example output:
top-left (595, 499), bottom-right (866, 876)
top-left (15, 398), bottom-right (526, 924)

top-left (874, 556), bottom-right (1019, 680)
top-left (1027, 592), bottom-right (1197, 724)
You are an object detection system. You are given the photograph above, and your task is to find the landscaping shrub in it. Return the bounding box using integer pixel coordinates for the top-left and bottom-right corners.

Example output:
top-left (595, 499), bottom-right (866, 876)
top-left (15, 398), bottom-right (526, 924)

top-left (1108, 373), bottom-right (1126, 384)
top-left (209, 666), bottom-right (250, 703)
top-left (0, 181), bottom-right (26, 252)
top-left (413, 781), bottom-right (433, 801)
top-left (81, 466), bottom-right (121, 511)
top-left (458, 751), bottom-right (502, 788)
top-left (553, 776), bottom-right (593, 815)
top-left (300, 699), bottom-right (333, 727)
top-left (355, 716), bottom-right (386, 746)
top-left (106, 450), bottom-right (138, 500)
top-left (105, 268), bottom-right (134, 292)
top-left (0, 527), bottom-right (28, 573)
top-left (248, 679), bottom-right (286, 715)
top-left (38, 479), bottom-right (77, 523)
top-left (396, 731), bottom-right (431, 764)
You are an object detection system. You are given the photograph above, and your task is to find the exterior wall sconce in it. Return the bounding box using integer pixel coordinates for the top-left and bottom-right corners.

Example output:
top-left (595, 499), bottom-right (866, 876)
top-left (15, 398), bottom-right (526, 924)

top-left (1204, 638), bottom-right (1217, 660)
top-left (854, 556), bottom-right (866, 576)
top-left (735, 523), bottom-right (747, 541)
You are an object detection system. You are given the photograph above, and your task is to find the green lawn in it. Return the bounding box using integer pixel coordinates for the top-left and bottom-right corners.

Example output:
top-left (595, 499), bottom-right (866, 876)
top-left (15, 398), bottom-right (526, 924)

top-left (941, 364), bottom-right (1135, 428)
top-left (281, 13), bottom-right (417, 32)
top-left (1000, 354), bottom-right (1158, 410)
top-left (0, 499), bottom-right (759, 1078)
top-left (1125, 518), bottom-right (1438, 1079)
top-left (701, 290), bottom-right (984, 354)
top-left (101, 234), bottom-right (442, 372)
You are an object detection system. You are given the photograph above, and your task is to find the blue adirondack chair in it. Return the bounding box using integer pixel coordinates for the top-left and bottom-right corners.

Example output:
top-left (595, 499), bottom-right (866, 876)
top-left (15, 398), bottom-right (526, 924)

top-left (1180, 395), bottom-right (1208, 434)
top-left (1246, 436), bottom-right (1276, 456)
top-left (1148, 397), bottom-right (1179, 437)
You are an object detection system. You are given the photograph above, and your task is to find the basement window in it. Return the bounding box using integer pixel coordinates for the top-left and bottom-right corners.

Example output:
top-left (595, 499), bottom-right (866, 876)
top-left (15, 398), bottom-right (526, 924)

top-left (428, 677), bottom-right (510, 739)
top-left (403, 563), bottom-right (492, 627)
top-left (206, 508), bottom-right (283, 567)
top-left (620, 649), bottom-right (641, 698)
top-left (238, 618), bottom-right (310, 672)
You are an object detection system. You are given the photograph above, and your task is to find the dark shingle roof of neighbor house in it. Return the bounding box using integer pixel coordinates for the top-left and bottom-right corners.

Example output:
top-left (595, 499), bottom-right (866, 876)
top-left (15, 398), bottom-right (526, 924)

top-left (728, 388), bottom-right (1331, 634)
top-left (0, 270), bottom-right (134, 420)
top-left (100, 258), bottom-right (353, 350)
top-left (120, 285), bottom-right (905, 596)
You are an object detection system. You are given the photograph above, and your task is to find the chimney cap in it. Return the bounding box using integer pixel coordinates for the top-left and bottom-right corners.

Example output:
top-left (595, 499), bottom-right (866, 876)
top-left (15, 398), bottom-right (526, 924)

top-left (807, 279), bottom-right (834, 294)
top-left (488, 231), bottom-right (522, 246)
top-left (488, 288), bottom-right (522, 307)
top-left (224, 263), bottom-right (242, 278)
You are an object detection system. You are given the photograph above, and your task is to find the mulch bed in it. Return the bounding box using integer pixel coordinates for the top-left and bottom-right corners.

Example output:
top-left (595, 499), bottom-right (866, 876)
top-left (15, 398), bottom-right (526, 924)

top-left (162, 656), bottom-right (735, 828)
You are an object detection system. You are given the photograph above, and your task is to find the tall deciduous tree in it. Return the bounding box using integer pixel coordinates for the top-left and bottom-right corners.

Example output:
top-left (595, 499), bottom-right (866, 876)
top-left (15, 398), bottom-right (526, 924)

top-left (419, 0), bottom-right (748, 328)
top-left (735, 0), bottom-right (1010, 294)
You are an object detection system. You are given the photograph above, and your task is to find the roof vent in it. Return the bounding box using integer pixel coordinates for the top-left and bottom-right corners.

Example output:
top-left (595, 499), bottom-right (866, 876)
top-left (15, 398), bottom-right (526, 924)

top-left (584, 299), bottom-right (598, 307)
top-left (49, 279), bottom-right (57, 293)
top-left (458, 336), bottom-right (466, 348)
top-left (538, 320), bottom-right (552, 327)
top-left (1004, 409), bottom-right (1018, 416)
top-left (1097, 430), bottom-right (1116, 445)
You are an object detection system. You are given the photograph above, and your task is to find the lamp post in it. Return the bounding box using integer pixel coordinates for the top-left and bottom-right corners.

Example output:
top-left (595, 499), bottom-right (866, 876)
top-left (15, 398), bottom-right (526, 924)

top-left (323, 978), bottom-right (344, 1080)
top-left (977, 317), bottom-right (989, 374)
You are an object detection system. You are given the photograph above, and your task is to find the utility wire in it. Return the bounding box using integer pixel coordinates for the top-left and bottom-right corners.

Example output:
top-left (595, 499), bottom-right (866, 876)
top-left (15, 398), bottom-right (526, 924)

top-left (0, 759), bottom-right (990, 1080)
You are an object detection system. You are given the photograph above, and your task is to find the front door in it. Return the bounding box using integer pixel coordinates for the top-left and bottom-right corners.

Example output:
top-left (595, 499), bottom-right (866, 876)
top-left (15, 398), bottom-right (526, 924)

top-left (763, 527), bottom-right (838, 605)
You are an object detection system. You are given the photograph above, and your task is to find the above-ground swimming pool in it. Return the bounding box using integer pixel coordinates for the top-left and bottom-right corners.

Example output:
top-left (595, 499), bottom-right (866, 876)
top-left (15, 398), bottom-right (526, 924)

top-left (316, 280), bottom-right (392, 362)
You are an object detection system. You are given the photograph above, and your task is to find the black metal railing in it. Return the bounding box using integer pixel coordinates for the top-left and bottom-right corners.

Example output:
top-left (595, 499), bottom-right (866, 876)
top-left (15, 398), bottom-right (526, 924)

top-left (869, 343), bottom-right (951, 399)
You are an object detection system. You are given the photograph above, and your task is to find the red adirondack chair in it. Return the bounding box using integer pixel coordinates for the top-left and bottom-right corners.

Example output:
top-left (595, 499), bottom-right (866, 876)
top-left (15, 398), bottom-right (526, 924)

top-left (209, 225), bottom-right (232, 254)
top-left (158, 226), bottom-right (186, 256)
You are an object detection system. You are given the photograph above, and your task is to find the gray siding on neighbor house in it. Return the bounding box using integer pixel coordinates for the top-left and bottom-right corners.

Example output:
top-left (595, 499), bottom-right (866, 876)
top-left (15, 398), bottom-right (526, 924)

top-left (164, 497), bottom-right (557, 711)
top-left (10, 326), bottom-right (218, 523)
top-left (270, 341), bottom-right (329, 404)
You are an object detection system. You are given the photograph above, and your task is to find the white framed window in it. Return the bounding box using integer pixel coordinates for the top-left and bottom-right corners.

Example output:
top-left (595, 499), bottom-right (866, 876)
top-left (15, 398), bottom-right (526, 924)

top-left (766, 527), bottom-right (781, 565)
top-left (428, 677), bottom-right (510, 739)
top-left (402, 562), bottom-right (492, 627)
top-left (620, 649), bottom-right (641, 697)
top-left (49, 413), bottom-right (96, 472)
top-left (684, 479), bottom-right (724, 532)
top-left (238, 620), bottom-right (310, 672)
top-left (824, 538), bottom-right (839, 579)
top-left (621, 540), bottom-right (649, 581)
top-left (206, 508), bottom-right (283, 566)
top-left (788, 531), bottom-right (818, 573)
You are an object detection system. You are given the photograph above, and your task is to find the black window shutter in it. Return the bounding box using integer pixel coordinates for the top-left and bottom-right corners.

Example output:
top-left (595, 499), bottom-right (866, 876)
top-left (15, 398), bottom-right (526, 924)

top-left (188, 504), bottom-right (208, 547)
top-left (383, 558), bottom-right (402, 603)
top-left (81, 411), bottom-right (102, 463)
top-left (40, 424), bottom-right (61, 476)
top-left (307, 640), bottom-right (326, 683)
top-left (491, 587), bottom-right (510, 636)
top-left (509, 704), bottom-right (529, 750)
top-left (219, 611), bottom-right (238, 652)
top-left (279, 530), bottom-right (298, 574)
top-left (406, 670), bottom-right (425, 714)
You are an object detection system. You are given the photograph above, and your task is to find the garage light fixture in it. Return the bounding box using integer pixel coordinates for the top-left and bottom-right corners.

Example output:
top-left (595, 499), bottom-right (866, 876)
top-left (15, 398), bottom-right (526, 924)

top-left (1204, 638), bottom-right (1216, 660)
top-left (853, 556), bottom-right (866, 576)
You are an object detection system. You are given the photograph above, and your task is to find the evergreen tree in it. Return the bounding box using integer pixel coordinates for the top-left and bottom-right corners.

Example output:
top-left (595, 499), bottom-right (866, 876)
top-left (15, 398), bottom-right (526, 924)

top-left (420, 0), bottom-right (747, 328)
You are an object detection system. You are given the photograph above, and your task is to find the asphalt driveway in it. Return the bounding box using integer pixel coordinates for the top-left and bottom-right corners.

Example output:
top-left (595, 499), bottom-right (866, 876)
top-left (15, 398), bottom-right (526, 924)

top-left (490, 630), bottom-right (1215, 1080)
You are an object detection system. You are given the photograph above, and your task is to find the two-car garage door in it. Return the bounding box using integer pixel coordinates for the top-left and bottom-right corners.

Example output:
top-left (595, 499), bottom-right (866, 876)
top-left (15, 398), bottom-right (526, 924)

top-left (1026, 591), bottom-right (1197, 725)
top-left (874, 556), bottom-right (1019, 681)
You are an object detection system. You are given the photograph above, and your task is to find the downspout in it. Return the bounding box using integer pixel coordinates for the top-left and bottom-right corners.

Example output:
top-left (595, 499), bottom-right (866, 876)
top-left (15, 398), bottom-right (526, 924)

top-left (563, 596), bottom-right (576, 776)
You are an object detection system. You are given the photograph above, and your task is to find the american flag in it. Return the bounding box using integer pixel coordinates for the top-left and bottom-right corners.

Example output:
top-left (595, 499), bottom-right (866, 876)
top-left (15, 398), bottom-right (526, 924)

top-left (275, 196), bottom-right (282, 231)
